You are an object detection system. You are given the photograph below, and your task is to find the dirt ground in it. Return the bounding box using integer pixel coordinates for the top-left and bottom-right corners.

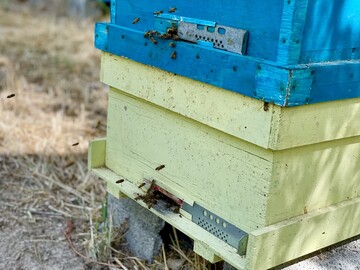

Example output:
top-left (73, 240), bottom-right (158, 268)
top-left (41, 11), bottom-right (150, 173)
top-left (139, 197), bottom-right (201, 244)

top-left (0, 2), bottom-right (108, 269)
top-left (0, 2), bottom-right (359, 270)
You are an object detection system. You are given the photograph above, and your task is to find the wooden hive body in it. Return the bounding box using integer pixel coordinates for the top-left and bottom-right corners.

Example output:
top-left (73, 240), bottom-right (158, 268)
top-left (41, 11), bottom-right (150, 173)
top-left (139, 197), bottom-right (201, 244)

top-left (89, 53), bottom-right (360, 270)
top-left (95, 0), bottom-right (360, 106)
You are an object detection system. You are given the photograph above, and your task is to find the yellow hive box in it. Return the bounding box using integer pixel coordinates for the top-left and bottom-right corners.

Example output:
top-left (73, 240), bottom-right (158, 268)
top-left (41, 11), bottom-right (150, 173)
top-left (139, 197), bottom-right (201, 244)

top-left (89, 52), bottom-right (360, 270)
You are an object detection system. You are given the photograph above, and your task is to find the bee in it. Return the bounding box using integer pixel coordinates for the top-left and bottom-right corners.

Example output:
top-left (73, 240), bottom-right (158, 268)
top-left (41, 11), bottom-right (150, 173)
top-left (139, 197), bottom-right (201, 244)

top-left (263, 102), bottom-right (269, 111)
top-left (150, 36), bottom-right (158, 44)
top-left (153, 10), bottom-right (163, 16)
top-left (171, 51), bottom-right (177, 59)
top-left (116, 179), bottom-right (125, 184)
top-left (144, 30), bottom-right (159, 38)
top-left (168, 7), bottom-right (177, 13)
top-left (304, 206), bottom-right (308, 214)
top-left (72, 142), bottom-right (79, 146)
top-left (132, 17), bottom-right (140, 24)
top-left (7, 94), bottom-right (15, 99)
top-left (155, 164), bottom-right (165, 171)
top-left (169, 42), bottom-right (175, 48)
top-left (64, 161), bottom-right (75, 168)
top-left (138, 182), bottom-right (146, 188)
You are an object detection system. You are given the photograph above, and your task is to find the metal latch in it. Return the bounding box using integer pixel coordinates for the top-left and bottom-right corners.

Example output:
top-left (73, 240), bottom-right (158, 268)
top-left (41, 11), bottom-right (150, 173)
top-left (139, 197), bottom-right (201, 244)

top-left (178, 21), bottom-right (248, 55)
top-left (154, 14), bottom-right (249, 55)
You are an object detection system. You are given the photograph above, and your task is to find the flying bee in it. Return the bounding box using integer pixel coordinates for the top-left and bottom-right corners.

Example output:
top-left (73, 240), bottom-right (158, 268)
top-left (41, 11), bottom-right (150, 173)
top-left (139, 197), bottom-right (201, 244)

top-left (72, 142), bottom-right (79, 146)
top-left (116, 179), bottom-right (125, 184)
top-left (150, 36), bottom-right (158, 44)
top-left (7, 94), bottom-right (15, 99)
top-left (153, 10), bottom-right (163, 16)
top-left (168, 7), bottom-right (177, 13)
top-left (132, 17), bottom-right (140, 24)
top-left (171, 51), bottom-right (177, 59)
top-left (155, 164), bottom-right (165, 171)
top-left (138, 182), bottom-right (146, 188)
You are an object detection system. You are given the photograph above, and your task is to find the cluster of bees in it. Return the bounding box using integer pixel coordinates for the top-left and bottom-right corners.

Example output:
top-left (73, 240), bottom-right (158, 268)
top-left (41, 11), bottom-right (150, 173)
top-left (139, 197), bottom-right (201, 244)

top-left (115, 164), bottom-right (180, 213)
top-left (132, 8), bottom-right (179, 59)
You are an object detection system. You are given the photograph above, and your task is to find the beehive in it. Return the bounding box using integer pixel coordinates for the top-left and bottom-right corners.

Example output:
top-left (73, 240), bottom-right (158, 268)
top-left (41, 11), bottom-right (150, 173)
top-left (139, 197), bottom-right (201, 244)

top-left (90, 1), bottom-right (360, 269)
top-left (88, 52), bottom-right (360, 270)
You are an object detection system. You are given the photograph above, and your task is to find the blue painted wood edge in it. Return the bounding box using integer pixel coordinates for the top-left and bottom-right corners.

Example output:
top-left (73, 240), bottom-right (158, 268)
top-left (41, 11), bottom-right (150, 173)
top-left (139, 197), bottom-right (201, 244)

top-left (276, 0), bottom-right (309, 65)
top-left (95, 22), bottom-right (360, 107)
top-left (110, 0), bottom-right (116, 23)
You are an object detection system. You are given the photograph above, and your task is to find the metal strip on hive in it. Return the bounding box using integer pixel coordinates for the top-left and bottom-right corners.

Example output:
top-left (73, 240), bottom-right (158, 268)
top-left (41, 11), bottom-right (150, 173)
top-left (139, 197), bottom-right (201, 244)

top-left (182, 202), bottom-right (248, 255)
top-left (178, 21), bottom-right (248, 55)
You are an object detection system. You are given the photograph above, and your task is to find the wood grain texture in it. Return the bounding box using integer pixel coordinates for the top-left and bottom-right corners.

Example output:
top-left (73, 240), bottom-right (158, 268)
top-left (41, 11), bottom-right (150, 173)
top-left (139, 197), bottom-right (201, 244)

top-left (193, 241), bottom-right (222, 263)
top-left (101, 53), bottom-right (274, 149)
top-left (267, 135), bottom-right (360, 224)
top-left (105, 87), bottom-right (272, 232)
top-left (95, 0), bottom-right (360, 105)
top-left (276, 0), bottom-right (309, 65)
top-left (113, 0), bottom-right (284, 61)
top-left (100, 53), bottom-right (360, 150)
top-left (271, 97), bottom-right (360, 149)
top-left (88, 138), bottom-right (106, 169)
top-left (301, 0), bottom-right (360, 63)
top-left (246, 197), bottom-right (360, 270)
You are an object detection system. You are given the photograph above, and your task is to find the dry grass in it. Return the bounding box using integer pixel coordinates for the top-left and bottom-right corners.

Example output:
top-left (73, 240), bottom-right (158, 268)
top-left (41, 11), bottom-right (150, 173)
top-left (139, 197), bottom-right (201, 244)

top-left (0, 2), bottom-right (216, 270)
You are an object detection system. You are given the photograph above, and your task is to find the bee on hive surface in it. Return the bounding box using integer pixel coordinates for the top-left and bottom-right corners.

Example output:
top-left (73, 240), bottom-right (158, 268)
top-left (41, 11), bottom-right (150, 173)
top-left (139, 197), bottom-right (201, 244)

top-left (155, 164), bottom-right (165, 171)
top-left (171, 51), bottom-right (177, 59)
top-left (116, 179), bottom-right (124, 184)
top-left (134, 194), bottom-right (143, 201)
top-left (169, 42), bottom-right (175, 48)
top-left (138, 182), bottom-right (146, 188)
top-left (150, 36), bottom-right (158, 44)
top-left (263, 102), bottom-right (269, 111)
top-left (153, 10), bottom-right (163, 16)
top-left (168, 7), bottom-right (176, 13)
top-left (132, 17), bottom-right (140, 24)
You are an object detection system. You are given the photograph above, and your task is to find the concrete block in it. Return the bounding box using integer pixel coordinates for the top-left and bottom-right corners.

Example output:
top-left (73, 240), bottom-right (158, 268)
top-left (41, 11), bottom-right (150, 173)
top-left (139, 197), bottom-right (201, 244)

top-left (107, 193), bottom-right (165, 262)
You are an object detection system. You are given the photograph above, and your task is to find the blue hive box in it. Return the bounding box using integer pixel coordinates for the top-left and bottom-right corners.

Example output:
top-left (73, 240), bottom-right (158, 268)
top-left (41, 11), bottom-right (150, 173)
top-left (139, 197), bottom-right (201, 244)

top-left (95, 0), bottom-right (360, 106)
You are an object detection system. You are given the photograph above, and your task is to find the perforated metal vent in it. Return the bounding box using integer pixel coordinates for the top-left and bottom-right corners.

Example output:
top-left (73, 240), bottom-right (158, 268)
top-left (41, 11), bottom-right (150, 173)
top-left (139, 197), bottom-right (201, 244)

top-left (182, 202), bottom-right (248, 254)
top-left (197, 216), bottom-right (230, 243)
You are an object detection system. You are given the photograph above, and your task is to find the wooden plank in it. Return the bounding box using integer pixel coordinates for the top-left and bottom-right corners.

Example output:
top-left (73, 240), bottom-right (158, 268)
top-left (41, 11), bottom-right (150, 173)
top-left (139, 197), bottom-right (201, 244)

top-left (193, 241), bottom-right (223, 264)
top-left (91, 167), bottom-right (247, 270)
top-left (300, 0), bottom-right (360, 63)
top-left (246, 196), bottom-right (360, 270)
top-left (112, 0), bottom-right (284, 61)
top-left (105, 87), bottom-right (272, 231)
top-left (276, 0), bottom-right (309, 65)
top-left (101, 53), bottom-right (360, 150)
top-left (272, 97), bottom-right (360, 149)
top-left (100, 52), bottom-right (274, 149)
top-left (88, 138), bottom-right (106, 169)
top-left (267, 135), bottom-right (360, 225)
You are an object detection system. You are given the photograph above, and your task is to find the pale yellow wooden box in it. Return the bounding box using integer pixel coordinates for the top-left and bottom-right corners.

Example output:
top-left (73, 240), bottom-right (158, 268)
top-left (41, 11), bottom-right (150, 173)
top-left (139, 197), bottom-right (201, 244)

top-left (89, 52), bottom-right (360, 270)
